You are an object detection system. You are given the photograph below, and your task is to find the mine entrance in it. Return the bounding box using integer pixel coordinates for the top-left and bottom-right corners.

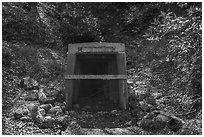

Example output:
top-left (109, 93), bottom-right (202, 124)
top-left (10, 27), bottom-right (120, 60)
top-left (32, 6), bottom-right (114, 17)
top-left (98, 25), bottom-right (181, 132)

top-left (73, 54), bottom-right (120, 110)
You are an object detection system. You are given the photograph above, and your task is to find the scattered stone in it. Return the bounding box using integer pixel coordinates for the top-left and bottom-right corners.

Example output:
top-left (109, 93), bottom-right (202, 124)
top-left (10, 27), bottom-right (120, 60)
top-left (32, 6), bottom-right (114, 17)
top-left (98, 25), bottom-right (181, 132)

top-left (144, 110), bottom-right (160, 119)
top-left (38, 108), bottom-right (46, 116)
top-left (136, 111), bottom-right (147, 120)
top-left (20, 116), bottom-right (32, 122)
top-left (43, 116), bottom-right (55, 128)
top-left (13, 108), bottom-right (24, 119)
top-left (46, 113), bottom-right (56, 118)
top-left (45, 89), bottom-right (59, 98)
top-left (125, 121), bottom-right (132, 126)
top-left (20, 76), bottom-right (39, 90)
top-left (54, 102), bottom-right (66, 111)
top-left (22, 108), bottom-right (29, 115)
top-left (47, 106), bottom-right (62, 116)
top-left (145, 96), bottom-right (157, 107)
top-left (38, 88), bottom-right (47, 103)
top-left (44, 97), bottom-right (55, 104)
top-left (139, 101), bottom-right (150, 111)
top-left (127, 79), bottom-right (134, 84)
top-left (54, 102), bottom-right (64, 107)
top-left (138, 92), bottom-right (151, 101)
top-left (69, 110), bottom-right (77, 117)
top-left (28, 104), bottom-right (38, 119)
top-left (24, 90), bottom-right (39, 101)
top-left (55, 115), bottom-right (70, 127)
top-left (111, 109), bottom-right (118, 114)
top-left (39, 104), bottom-right (52, 112)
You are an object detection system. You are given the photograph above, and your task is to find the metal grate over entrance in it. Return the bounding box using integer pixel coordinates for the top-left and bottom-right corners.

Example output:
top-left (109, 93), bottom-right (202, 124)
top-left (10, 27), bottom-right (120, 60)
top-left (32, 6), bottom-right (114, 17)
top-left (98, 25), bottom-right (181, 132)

top-left (64, 43), bottom-right (127, 110)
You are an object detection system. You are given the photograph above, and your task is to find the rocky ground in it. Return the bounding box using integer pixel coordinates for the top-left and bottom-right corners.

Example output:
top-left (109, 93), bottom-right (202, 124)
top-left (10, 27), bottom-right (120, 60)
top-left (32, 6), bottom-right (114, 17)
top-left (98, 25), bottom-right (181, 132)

top-left (2, 74), bottom-right (186, 135)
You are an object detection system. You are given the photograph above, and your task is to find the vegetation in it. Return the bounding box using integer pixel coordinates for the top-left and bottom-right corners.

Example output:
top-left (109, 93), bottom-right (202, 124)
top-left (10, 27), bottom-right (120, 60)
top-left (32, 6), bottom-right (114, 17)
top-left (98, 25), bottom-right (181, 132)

top-left (2, 2), bottom-right (202, 135)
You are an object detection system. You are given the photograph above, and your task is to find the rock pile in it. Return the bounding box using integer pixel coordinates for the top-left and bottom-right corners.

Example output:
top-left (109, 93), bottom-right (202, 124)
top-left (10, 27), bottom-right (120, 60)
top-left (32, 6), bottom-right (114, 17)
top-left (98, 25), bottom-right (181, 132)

top-left (128, 90), bottom-right (184, 132)
top-left (128, 90), bottom-right (158, 120)
top-left (14, 77), bottom-right (71, 129)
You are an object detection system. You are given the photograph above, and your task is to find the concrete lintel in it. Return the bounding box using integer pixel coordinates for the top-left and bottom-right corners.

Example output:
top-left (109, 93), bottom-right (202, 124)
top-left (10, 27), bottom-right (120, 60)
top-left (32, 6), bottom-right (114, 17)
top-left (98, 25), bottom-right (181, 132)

top-left (65, 75), bottom-right (127, 80)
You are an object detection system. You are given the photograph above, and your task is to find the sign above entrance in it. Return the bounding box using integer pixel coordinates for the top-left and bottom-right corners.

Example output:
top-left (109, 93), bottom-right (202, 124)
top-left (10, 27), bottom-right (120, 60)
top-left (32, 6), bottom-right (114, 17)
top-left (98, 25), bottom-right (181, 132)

top-left (78, 46), bottom-right (115, 53)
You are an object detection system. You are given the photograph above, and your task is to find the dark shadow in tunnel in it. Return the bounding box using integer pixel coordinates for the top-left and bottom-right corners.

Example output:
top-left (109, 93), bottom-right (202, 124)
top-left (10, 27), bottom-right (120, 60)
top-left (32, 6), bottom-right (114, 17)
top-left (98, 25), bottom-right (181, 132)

top-left (73, 54), bottom-right (120, 111)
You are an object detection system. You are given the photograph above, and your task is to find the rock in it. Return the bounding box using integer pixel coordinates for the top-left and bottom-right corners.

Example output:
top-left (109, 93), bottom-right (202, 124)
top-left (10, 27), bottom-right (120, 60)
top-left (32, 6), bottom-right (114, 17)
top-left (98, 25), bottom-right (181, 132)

top-left (144, 110), bottom-right (160, 119)
top-left (138, 92), bottom-right (151, 101)
top-left (168, 118), bottom-right (183, 132)
top-left (147, 104), bottom-right (156, 112)
top-left (139, 101), bottom-right (150, 111)
top-left (145, 96), bottom-right (157, 107)
top-left (54, 102), bottom-right (64, 107)
top-left (137, 118), bottom-right (155, 130)
top-left (20, 116), bottom-right (32, 122)
top-left (28, 104), bottom-right (38, 119)
top-left (45, 89), bottom-right (59, 98)
top-left (137, 118), bottom-right (164, 131)
top-left (38, 108), bottom-right (46, 116)
top-left (127, 79), bottom-right (134, 84)
top-left (35, 114), bottom-right (44, 125)
top-left (24, 90), bottom-right (38, 101)
top-left (54, 102), bottom-right (66, 111)
top-left (55, 115), bottom-right (70, 127)
top-left (73, 104), bottom-right (80, 110)
top-left (13, 108), bottom-right (24, 119)
top-left (125, 121), bottom-right (132, 126)
top-left (20, 76), bottom-right (39, 90)
top-left (40, 104), bottom-right (52, 112)
top-left (155, 114), bottom-right (170, 123)
top-left (46, 113), bottom-right (56, 117)
top-left (47, 106), bottom-right (63, 116)
top-left (136, 111), bottom-right (147, 120)
top-left (43, 116), bottom-right (55, 128)
top-left (69, 110), bottom-right (77, 117)
top-left (38, 88), bottom-right (47, 103)
top-left (44, 97), bottom-right (55, 104)
top-left (111, 109), bottom-right (118, 114)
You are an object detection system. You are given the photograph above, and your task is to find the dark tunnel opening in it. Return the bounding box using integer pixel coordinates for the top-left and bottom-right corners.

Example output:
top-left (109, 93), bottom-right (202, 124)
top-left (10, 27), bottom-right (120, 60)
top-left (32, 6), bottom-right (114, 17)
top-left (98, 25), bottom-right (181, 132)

top-left (73, 54), bottom-right (120, 110)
